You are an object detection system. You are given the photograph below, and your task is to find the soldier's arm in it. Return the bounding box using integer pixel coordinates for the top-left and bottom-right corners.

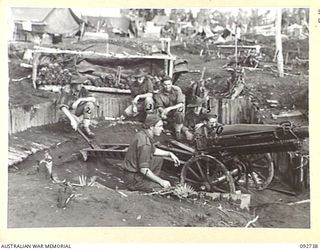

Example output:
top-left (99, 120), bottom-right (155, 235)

top-left (132, 93), bottom-right (153, 103)
top-left (139, 168), bottom-right (170, 188)
top-left (138, 144), bottom-right (171, 188)
top-left (154, 148), bottom-right (180, 167)
top-left (73, 87), bottom-right (96, 107)
top-left (133, 80), bottom-right (154, 103)
top-left (163, 87), bottom-right (185, 114)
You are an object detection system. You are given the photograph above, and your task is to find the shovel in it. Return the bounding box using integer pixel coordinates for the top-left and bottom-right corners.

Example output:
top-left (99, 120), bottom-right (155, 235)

top-left (77, 128), bottom-right (101, 149)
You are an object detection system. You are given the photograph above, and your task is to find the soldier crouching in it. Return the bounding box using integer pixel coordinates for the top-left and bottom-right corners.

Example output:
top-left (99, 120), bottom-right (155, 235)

top-left (56, 76), bottom-right (96, 137)
top-left (154, 75), bottom-right (189, 140)
top-left (124, 69), bottom-right (154, 119)
top-left (122, 114), bottom-right (181, 192)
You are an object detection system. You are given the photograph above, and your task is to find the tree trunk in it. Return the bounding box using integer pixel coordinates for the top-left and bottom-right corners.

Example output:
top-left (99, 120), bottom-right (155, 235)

top-left (275, 9), bottom-right (284, 77)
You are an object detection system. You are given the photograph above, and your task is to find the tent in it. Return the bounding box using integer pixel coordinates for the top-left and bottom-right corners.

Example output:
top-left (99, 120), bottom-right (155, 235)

top-left (100, 17), bottom-right (137, 37)
top-left (105, 17), bottom-right (131, 35)
top-left (196, 24), bottom-right (215, 39)
top-left (11, 7), bottom-right (83, 36)
top-left (152, 15), bottom-right (169, 26)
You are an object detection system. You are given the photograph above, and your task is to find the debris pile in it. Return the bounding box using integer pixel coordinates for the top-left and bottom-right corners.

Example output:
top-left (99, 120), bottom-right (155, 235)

top-left (35, 55), bottom-right (163, 90)
top-left (36, 63), bottom-right (72, 86)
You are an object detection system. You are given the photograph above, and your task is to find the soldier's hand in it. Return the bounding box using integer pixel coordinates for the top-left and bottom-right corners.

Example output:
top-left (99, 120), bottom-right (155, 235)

top-left (70, 119), bottom-right (78, 131)
top-left (161, 113), bottom-right (167, 119)
top-left (161, 180), bottom-right (171, 189)
top-left (161, 109), bottom-right (168, 119)
top-left (169, 152), bottom-right (180, 167)
top-left (132, 104), bottom-right (138, 114)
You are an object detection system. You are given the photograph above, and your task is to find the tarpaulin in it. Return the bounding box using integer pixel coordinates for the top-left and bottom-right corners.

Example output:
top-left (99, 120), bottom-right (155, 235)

top-left (44, 8), bottom-right (81, 35)
top-left (76, 56), bottom-right (164, 77)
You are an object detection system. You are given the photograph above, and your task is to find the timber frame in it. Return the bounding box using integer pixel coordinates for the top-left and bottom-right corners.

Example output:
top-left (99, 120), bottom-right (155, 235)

top-left (31, 46), bottom-right (176, 92)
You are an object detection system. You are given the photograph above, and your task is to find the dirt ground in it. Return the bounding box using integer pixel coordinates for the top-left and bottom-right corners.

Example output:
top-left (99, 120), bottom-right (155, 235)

top-left (7, 37), bottom-right (309, 229)
top-left (8, 122), bottom-right (310, 228)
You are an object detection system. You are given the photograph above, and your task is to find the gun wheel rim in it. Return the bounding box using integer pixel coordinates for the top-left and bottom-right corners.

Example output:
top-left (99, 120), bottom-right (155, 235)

top-left (238, 153), bottom-right (274, 190)
top-left (180, 154), bottom-right (236, 193)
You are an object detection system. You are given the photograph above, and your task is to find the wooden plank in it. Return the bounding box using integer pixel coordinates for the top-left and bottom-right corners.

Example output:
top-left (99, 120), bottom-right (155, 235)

top-left (224, 99), bottom-right (228, 124)
top-left (8, 108), bottom-right (12, 135)
top-left (217, 98), bottom-right (223, 123)
top-left (220, 99), bottom-right (223, 124)
top-left (243, 98), bottom-right (248, 123)
top-left (231, 98), bottom-right (235, 124)
top-left (43, 103), bottom-right (48, 125)
top-left (53, 102), bottom-right (58, 123)
top-left (13, 107), bottom-right (18, 133)
top-left (226, 99), bottom-right (229, 124)
top-left (248, 98), bottom-right (253, 123)
top-left (13, 107), bottom-right (21, 133)
top-left (235, 98), bottom-right (240, 123)
top-left (102, 96), bottom-right (107, 117)
top-left (213, 98), bottom-right (219, 116)
top-left (33, 47), bottom-right (176, 61)
top-left (239, 98), bottom-right (244, 123)
top-left (229, 99), bottom-right (233, 124)
top-left (32, 52), bottom-right (41, 88)
top-left (106, 98), bottom-right (112, 117)
top-left (11, 108), bottom-right (16, 134)
top-left (221, 99), bottom-right (226, 124)
top-left (85, 86), bottom-right (131, 94)
top-left (30, 105), bottom-right (36, 127)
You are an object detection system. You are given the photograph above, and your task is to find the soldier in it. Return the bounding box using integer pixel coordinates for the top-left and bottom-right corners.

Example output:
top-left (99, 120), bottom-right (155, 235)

top-left (57, 76), bottom-right (96, 137)
top-left (154, 76), bottom-right (188, 140)
top-left (193, 113), bottom-right (222, 149)
top-left (38, 149), bottom-right (53, 180)
top-left (124, 69), bottom-right (154, 118)
top-left (122, 114), bottom-right (180, 192)
top-left (194, 113), bottom-right (220, 138)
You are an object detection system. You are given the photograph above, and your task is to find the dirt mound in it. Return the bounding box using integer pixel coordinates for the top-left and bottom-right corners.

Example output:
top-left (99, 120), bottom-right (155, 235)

top-left (9, 81), bottom-right (58, 107)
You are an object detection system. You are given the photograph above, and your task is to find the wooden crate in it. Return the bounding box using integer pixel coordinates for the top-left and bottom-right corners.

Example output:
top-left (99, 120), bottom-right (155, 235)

top-left (93, 93), bottom-right (131, 118)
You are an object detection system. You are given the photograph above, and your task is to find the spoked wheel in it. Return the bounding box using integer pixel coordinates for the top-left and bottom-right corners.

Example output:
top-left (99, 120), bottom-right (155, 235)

top-left (180, 154), bottom-right (236, 193)
top-left (237, 153), bottom-right (274, 190)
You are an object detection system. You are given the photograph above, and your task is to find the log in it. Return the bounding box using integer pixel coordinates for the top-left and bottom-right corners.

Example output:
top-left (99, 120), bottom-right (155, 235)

top-left (32, 52), bottom-right (41, 88)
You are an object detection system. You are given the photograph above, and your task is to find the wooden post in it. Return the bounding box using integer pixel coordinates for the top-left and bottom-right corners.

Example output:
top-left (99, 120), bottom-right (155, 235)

top-left (97, 20), bottom-right (100, 32)
top-left (275, 8), bottom-right (284, 77)
top-left (167, 38), bottom-right (171, 54)
top-left (106, 34), bottom-right (109, 54)
top-left (235, 26), bottom-right (238, 65)
top-left (80, 22), bottom-right (85, 41)
top-left (32, 52), bottom-right (41, 88)
top-left (166, 58), bottom-right (174, 77)
top-left (285, 52), bottom-right (289, 65)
